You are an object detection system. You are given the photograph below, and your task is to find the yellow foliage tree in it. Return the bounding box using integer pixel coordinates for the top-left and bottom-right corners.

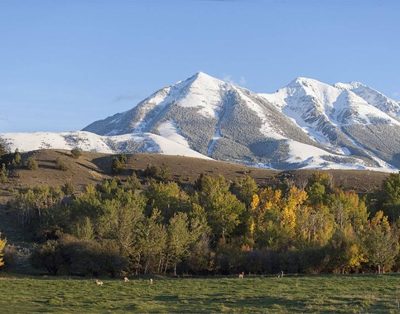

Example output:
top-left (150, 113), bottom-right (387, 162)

top-left (281, 186), bottom-right (308, 236)
top-left (0, 237), bottom-right (6, 268)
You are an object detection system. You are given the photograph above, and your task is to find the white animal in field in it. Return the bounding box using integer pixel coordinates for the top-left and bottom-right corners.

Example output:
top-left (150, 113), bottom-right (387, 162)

top-left (149, 278), bottom-right (153, 284)
top-left (124, 277), bottom-right (129, 282)
top-left (277, 271), bottom-right (284, 278)
top-left (95, 279), bottom-right (104, 286)
top-left (238, 272), bottom-right (244, 279)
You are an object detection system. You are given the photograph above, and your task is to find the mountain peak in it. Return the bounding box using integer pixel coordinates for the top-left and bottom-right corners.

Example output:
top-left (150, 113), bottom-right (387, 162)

top-left (286, 77), bottom-right (333, 90)
top-left (189, 71), bottom-right (221, 83)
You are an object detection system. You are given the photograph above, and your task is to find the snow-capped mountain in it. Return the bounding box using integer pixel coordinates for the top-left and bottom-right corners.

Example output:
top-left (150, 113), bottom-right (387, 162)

top-left (2, 72), bottom-right (399, 171)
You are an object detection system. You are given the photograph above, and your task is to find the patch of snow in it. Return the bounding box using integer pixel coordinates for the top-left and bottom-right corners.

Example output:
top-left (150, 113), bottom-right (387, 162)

top-left (157, 120), bottom-right (190, 148)
top-left (0, 131), bottom-right (211, 160)
top-left (146, 132), bottom-right (212, 160)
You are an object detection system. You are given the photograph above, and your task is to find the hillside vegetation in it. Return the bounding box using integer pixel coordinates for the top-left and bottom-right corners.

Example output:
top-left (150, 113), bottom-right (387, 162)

top-left (1, 147), bottom-right (399, 277)
top-left (0, 149), bottom-right (389, 198)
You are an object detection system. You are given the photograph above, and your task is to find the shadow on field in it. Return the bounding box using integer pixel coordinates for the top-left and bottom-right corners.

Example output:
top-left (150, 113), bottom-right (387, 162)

top-left (153, 294), bottom-right (304, 310)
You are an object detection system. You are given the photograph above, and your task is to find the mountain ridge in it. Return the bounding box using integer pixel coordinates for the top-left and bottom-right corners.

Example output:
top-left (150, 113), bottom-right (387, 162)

top-left (2, 72), bottom-right (400, 171)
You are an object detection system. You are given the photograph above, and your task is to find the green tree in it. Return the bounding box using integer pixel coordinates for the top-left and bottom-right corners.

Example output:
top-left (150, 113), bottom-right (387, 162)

top-left (97, 190), bottom-right (146, 254)
top-left (73, 217), bottom-right (95, 241)
top-left (198, 175), bottom-right (245, 241)
top-left (167, 212), bottom-right (192, 275)
top-left (140, 209), bottom-right (167, 274)
top-left (364, 211), bottom-right (399, 273)
top-left (13, 149), bottom-right (22, 166)
top-left (380, 172), bottom-right (400, 221)
top-left (146, 181), bottom-right (191, 221)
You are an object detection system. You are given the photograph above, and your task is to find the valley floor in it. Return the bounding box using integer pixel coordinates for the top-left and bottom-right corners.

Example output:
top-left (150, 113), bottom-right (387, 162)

top-left (0, 274), bottom-right (399, 313)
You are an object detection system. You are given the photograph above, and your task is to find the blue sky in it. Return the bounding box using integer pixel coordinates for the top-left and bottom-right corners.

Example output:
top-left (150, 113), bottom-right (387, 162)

top-left (0, 0), bottom-right (399, 132)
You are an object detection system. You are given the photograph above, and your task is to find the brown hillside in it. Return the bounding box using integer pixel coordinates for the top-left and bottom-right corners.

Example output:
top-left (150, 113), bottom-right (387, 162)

top-left (0, 149), bottom-right (391, 203)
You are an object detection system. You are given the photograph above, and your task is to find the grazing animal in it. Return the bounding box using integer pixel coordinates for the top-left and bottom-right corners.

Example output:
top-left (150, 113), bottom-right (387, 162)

top-left (124, 277), bottom-right (129, 283)
top-left (149, 278), bottom-right (153, 284)
top-left (95, 279), bottom-right (104, 286)
top-left (277, 271), bottom-right (284, 278)
top-left (238, 272), bottom-right (244, 279)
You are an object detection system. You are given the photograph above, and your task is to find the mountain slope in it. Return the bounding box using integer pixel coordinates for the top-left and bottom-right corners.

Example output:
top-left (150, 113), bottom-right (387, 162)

top-left (2, 73), bottom-right (399, 171)
top-left (260, 77), bottom-right (400, 169)
top-left (84, 72), bottom-right (383, 170)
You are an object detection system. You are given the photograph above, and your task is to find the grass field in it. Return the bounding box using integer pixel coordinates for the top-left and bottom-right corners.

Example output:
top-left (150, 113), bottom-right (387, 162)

top-left (0, 275), bottom-right (400, 313)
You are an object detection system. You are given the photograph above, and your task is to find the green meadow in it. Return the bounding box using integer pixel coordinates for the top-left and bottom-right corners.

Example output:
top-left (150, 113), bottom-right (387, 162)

top-left (0, 275), bottom-right (399, 313)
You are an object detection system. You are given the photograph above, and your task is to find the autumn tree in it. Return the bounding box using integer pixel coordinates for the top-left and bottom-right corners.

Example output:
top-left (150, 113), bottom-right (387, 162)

top-left (327, 226), bottom-right (366, 273)
top-left (0, 236), bottom-right (6, 268)
top-left (231, 176), bottom-right (258, 207)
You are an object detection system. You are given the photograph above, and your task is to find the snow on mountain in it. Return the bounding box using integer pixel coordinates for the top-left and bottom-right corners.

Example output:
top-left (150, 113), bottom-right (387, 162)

top-left (260, 77), bottom-right (400, 169)
top-left (3, 73), bottom-right (400, 171)
top-left (334, 82), bottom-right (400, 120)
top-left (0, 131), bottom-right (211, 160)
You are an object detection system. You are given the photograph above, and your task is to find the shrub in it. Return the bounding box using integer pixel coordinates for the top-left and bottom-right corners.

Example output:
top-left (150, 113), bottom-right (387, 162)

top-left (144, 164), bottom-right (159, 178)
top-left (30, 240), bottom-right (63, 275)
top-left (71, 148), bottom-right (82, 159)
top-left (62, 181), bottom-right (74, 195)
top-left (111, 155), bottom-right (127, 174)
top-left (0, 163), bottom-right (8, 183)
top-left (13, 149), bottom-right (22, 166)
top-left (26, 157), bottom-right (38, 170)
top-left (56, 157), bottom-right (68, 171)
top-left (30, 237), bottom-right (126, 277)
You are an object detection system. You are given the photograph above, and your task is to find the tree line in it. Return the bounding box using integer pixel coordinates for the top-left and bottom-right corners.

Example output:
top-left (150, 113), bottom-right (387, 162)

top-left (5, 166), bottom-right (400, 277)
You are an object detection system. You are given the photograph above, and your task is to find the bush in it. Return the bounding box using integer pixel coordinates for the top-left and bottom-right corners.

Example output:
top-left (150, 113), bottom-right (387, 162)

top-left (111, 155), bottom-right (127, 174)
top-left (56, 157), bottom-right (68, 171)
top-left (71, 148), bottom-right (82, 159)
top-left (26, 157), bottom-right (38, 170)
top-left (30, 240), bottom-right (63, 275)
top-left (30, 237), bottom-right (126, 277)
top-left (62, 181), bottom-right (74, 195)
top-left (13, 149), bottom-right (22, 166)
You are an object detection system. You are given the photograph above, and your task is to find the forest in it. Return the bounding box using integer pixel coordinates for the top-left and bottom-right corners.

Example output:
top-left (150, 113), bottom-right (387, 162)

top-left (1, 148), bottom-right (400, 277)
